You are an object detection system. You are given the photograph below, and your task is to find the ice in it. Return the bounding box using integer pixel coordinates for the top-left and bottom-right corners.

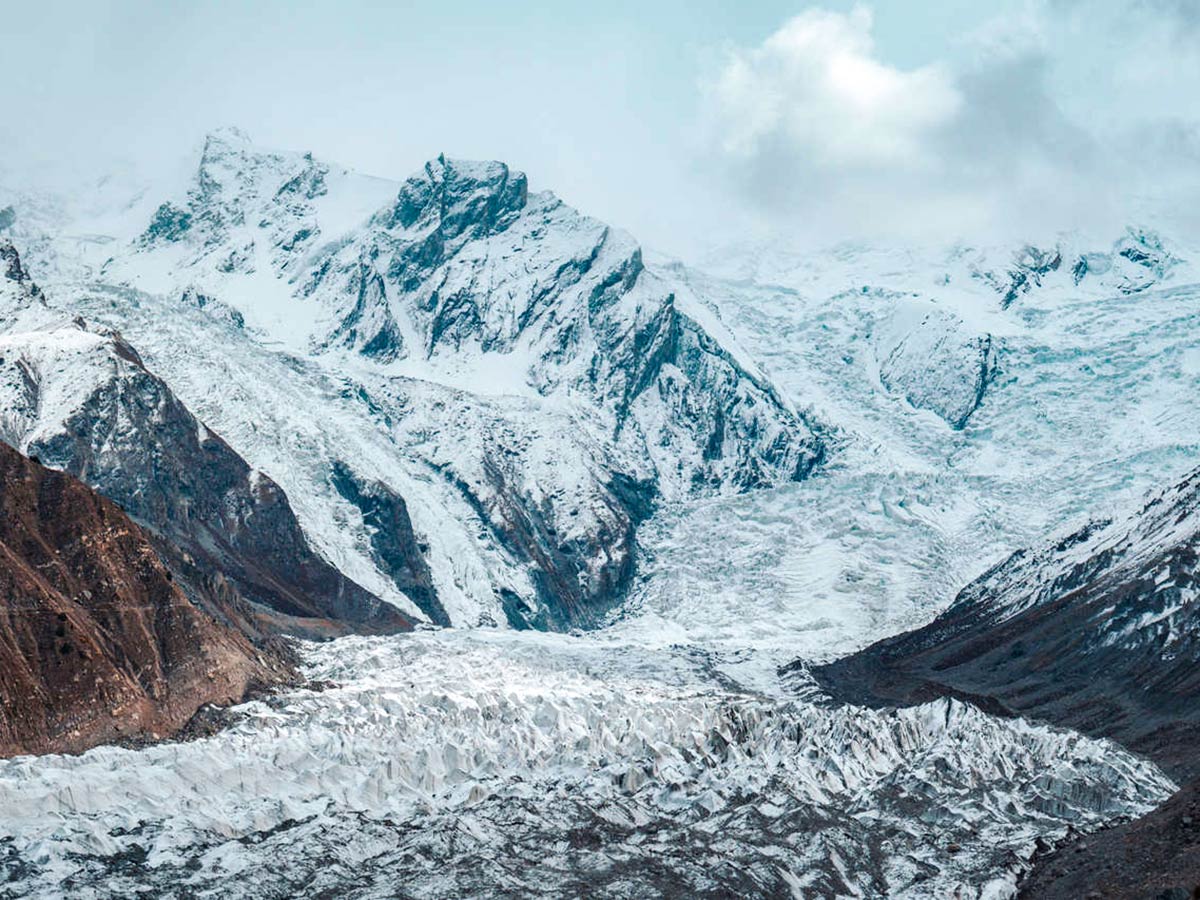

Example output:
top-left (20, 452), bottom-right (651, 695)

top-left (0, 631), bottom-right (1173, 899)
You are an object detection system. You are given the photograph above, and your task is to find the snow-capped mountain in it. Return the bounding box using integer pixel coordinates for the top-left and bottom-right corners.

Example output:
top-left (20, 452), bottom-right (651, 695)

top-left (813, 463), bottom-right (1200, 779)
top-left (117, 131), bottom-right (826, 495)
top-left (2, 130), bottom-right (827, 630)
top-left (2, 127), bottom-right (1199, 898)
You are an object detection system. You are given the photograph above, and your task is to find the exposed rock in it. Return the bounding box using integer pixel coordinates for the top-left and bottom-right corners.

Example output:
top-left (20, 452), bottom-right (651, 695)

top-left (2, 326), bottom-right (413, 637)
top-left (812, 464), bottom-right (1200, 780)
top-left (975, 244), bottom-right (1062, 309)
top-left (0, 441), bottom-right (291, 757)
top-left (329, 461), bottom-right (444, 626)
top-left (0, 239), bottom-right (43, 302)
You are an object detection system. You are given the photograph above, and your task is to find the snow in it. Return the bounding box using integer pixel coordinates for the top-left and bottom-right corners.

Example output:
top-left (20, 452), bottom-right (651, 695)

top-left (1, 132), bottom-right (1199, 895)
top-left (0, 630), bottom-right (1174, 899)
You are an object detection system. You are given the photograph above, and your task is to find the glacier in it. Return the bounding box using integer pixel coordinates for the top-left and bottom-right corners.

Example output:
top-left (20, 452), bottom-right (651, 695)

top-left (1, 133), bottom-right (1199, 897)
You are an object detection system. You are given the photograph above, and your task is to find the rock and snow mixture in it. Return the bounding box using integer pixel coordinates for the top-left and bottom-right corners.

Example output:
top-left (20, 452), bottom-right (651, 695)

top-left (1, 132), bottom-right (1199, 897)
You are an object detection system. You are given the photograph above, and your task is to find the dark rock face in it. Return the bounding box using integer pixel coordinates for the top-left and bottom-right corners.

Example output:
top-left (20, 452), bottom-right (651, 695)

top-left (459, 457), bottom-right (647, 632)
top-left (993, 245), bottom-right (1063, 309)
top-left (142, 203), bottom-right (193, 244)
top-left (329, 461), bottom-right (445, 626)
top-left (22, 337), bottom-right (413, 638)
top-left (812, 465), bottom-right (1200, 780)
top-left (0, 441), bottom-right (291, 757)
top-left (0, 240), bottom-right (42, 301)
top-left (1018, 777), bottom-right (1200, 899)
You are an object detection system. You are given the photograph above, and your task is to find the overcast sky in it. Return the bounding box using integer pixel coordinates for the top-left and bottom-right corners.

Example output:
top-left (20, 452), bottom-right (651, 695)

top-left (5, 1), bottom-right (1199, 256)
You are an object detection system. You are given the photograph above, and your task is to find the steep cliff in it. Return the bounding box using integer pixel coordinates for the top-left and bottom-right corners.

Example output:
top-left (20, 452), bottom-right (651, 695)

top-left (0, 440), bottom-right (291, 757)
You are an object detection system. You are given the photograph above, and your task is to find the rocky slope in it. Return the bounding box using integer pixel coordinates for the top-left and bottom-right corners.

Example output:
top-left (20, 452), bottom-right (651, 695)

top-left (812, 463), bottom-right (1200, 780)
top-left (1, 131), bottom-right (828, 630)
top-left (0, 240), bottom-right (413, 637)
top-left (0, 439), bottom-right (291, 757)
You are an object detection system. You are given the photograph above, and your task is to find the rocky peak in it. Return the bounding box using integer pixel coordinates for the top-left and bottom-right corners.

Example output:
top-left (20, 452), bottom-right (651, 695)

top-left (380, 156), bottom-right (529, 241)
top-left (139, 129), bottom-right (335, 276)
top-left (965, 227), bottom-right (1191, 307)
top-left (127, 139), bottom-right (827, 500)
top-left (0, 241), bottom-right (43, 302)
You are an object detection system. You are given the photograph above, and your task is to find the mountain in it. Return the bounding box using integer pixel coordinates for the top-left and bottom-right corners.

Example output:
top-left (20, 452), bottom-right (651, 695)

top-left (117, 131), bottom-right (825, 495)
top-left (0, 240), bottom-right (413, 637)
top-left (3, 130), bottom-right (828, 630)
top-left (4, 129), bottom-right (1198, 895)
top-left (0, 439), bottom-right (291, 757)
top-left (812, 463), bottom-right (1200, 781)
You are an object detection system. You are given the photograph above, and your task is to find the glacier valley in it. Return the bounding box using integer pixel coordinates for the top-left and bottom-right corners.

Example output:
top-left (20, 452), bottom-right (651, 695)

top-left (0, 133), bottom-right (1198, 898)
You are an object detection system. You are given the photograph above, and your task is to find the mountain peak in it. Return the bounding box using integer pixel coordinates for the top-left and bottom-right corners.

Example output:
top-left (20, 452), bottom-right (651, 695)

top-left (379, 156), bottom-right (528, 237)
top-left (204, 125), bottom-right (253, 149)
top-left (0, 240), bottom-right (44, 304)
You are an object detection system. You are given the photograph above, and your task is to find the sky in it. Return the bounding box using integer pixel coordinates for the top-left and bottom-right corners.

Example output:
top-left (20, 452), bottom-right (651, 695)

top-left (4, 0), bottom-right (1200, 256)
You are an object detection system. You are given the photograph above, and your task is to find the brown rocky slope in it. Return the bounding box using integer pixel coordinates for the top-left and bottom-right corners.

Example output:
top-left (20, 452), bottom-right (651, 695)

top-left (0, 440), bottom-right (291, 757)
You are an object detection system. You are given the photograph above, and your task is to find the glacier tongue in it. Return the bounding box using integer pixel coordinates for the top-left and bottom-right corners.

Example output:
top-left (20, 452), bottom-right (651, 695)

top-left (0, 630), bottom-right (1173, 900)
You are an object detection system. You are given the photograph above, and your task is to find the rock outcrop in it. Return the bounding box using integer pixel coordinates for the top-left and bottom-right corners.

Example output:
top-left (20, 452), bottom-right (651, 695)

top-left (0, 440), bottom-right (291, 757)
top-left (812, 464), bottom-right (1200, 780)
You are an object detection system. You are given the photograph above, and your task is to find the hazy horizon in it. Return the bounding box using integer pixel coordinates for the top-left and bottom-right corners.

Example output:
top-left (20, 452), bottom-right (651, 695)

top-left (6, 0), bottom-right (1200, 257)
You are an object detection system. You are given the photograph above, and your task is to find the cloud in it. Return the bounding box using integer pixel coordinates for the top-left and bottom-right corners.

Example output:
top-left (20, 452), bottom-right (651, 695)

top-left (711, 7), bottom-right (960, 170)
top-left (702, 3), bottom-right (1200, 245)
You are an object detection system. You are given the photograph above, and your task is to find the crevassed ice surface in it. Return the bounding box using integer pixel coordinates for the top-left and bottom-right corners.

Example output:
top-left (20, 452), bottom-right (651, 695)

top-left (617, 248), bottom-right (1200, 673)
top-left (0, 633), bottom-right (1174, 899)
top-left (1, 218), bottom-right (1198, 897)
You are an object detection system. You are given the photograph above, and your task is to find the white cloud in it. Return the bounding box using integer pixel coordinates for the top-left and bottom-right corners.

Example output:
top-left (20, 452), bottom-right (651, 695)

top-left (702, 2), bottom-right (1200, 246)
top-left (711, 7), bottom-right (961, 169)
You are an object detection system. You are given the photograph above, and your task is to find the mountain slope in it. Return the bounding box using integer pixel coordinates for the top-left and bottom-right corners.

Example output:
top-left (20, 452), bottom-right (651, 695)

top-left (0, 439), bottom-right (290, 757)
top-left (812, 464), bottom-right (1200, 780)
top-left (4, 132), bottom-right (829, 629)
top-left (0, 240), bottom-right (414, 637)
